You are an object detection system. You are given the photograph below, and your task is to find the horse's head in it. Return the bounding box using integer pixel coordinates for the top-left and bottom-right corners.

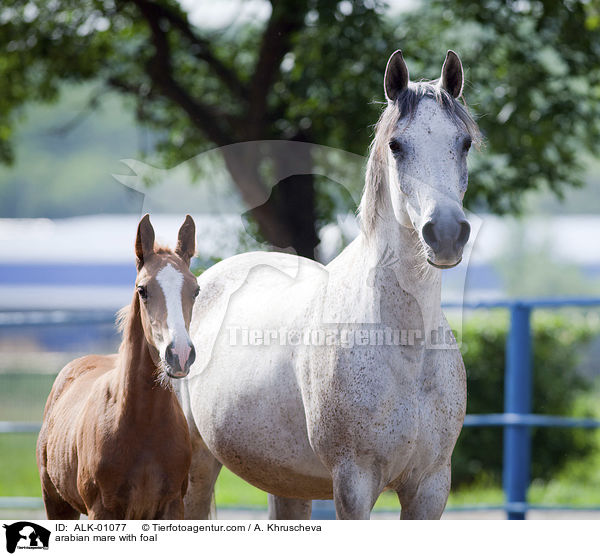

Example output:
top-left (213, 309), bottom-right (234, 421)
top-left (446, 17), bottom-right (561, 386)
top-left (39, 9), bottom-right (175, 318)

top-left (134, 214), bottom-right (199, 378)
top-left (372, 49), bottom-right (480, 269)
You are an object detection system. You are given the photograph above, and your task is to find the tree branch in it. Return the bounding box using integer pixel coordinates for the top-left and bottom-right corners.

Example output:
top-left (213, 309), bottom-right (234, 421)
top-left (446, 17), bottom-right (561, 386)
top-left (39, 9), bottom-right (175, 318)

top-left (247, 0), bottom-right (308, 138)
top-left (127, 0), bottom-right (247, 99)
top-left (131, 0), bottom-right (233, 146)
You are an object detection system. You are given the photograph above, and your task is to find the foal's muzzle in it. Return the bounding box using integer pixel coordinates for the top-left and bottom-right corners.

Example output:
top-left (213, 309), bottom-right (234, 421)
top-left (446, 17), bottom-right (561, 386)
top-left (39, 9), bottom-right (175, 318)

top-left (164, 341), bottom-right (196, 378)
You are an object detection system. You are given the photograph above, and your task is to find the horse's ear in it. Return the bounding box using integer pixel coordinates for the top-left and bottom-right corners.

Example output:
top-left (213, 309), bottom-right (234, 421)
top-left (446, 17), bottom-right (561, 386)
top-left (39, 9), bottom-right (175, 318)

top-left (440, 50), bottom-right (464, 98)
top-left (176, 214), bottom-right (196, 266)
top-left (135, 214), bottom-right (155, 271)
top-left (384, 49), bottom-right (409, 102)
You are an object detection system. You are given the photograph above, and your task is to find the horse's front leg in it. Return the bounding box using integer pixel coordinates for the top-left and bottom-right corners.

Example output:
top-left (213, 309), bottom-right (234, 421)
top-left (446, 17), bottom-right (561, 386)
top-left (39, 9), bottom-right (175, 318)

top-left (331, 462), bottom-right (381, 520)
top-left (267, 495), bottom-right (312, 519)
top-left (396, 463), bottom-right (451, 520)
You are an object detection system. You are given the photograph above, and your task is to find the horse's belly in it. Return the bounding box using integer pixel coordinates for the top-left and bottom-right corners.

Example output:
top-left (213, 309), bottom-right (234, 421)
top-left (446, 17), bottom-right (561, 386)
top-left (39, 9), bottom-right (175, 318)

top-left (190, 347), bottom-right (332, 499)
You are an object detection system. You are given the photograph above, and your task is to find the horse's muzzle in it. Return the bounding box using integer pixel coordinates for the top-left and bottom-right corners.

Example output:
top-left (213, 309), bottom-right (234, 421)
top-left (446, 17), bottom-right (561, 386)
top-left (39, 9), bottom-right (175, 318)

top-left (165, 341), bottom-right (195, 378)
top-left (422, 210), bottom-right (470, 269)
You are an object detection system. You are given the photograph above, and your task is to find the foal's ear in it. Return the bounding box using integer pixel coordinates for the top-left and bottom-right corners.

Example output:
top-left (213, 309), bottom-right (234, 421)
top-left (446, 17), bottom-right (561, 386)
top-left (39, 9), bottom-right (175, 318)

top-left (176, 214), bottom-right (196, 266)
top-left (135, 214), bottom-right (155, 271)
top-left (440, 50), bottom-right (464, 98)
top-left (384, 49), bottom-right (409, 102)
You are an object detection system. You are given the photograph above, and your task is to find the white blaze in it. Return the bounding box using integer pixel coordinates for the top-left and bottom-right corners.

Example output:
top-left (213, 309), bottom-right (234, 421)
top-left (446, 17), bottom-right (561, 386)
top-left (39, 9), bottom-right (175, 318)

top-left (156, 263), bottom-right (190, 365)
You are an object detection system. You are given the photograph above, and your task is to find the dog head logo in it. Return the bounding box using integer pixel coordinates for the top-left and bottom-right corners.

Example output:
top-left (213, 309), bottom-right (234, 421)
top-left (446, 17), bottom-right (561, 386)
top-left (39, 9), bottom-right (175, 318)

top-left (3, 522), bottom-right (50, 553)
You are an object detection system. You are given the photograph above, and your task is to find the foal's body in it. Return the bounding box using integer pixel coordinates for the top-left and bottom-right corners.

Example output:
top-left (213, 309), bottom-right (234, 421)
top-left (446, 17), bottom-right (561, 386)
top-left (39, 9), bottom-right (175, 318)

top-left (37, 306), bottom-right (190, 519)
top-left (37, 215), bottom-right (197, 519)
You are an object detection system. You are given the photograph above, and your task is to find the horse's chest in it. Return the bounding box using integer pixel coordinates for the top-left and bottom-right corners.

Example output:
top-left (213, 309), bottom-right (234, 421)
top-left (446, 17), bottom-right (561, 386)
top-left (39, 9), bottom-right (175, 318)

top-left (307, 349), bottom-right (421, 459)
top-left (307, 346), bottom-right (465, 471)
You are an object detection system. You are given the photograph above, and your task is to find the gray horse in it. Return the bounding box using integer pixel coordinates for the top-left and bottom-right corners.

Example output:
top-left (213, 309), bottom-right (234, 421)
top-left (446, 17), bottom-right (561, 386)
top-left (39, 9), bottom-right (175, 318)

top-left (176, 50), bottom-right (480, 519)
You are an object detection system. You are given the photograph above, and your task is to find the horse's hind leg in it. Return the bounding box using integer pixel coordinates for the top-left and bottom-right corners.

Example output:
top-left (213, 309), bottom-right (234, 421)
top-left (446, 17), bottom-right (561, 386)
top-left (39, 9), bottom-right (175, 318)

top-left (267, 495), bottom-right (312, 519)
top-left (40, 472), bottom-right (79, 519)
top-left (184, 432), bottom-right (222, 519)
top-left (396, 463), bottom-right (451, 520)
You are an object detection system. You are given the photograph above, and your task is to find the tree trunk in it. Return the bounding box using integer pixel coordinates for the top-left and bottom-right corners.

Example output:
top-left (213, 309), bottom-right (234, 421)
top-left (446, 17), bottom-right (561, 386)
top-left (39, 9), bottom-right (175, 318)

top-left (221, 139), bottom-right (319, 260)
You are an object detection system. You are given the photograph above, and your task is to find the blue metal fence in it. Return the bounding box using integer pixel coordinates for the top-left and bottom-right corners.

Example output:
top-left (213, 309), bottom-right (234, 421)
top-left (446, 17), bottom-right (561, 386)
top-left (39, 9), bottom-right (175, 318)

top-left (1, 298), bottom-right (599, 519)
top-left (454, 298), bottom-right (600, 519)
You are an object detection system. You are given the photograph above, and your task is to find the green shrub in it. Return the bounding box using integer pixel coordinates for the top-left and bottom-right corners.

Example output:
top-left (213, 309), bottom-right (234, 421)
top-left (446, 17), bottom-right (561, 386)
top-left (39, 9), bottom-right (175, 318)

top-left (452, 310), bottom-right (599, 488)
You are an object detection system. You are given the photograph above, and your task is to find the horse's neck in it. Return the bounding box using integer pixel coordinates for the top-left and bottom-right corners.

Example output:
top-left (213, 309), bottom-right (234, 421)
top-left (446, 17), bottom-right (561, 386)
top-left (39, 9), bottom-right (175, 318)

top-left (329, 165), bottom-right (443, 332)
top-left (116, 294), bottom-right (171, 419)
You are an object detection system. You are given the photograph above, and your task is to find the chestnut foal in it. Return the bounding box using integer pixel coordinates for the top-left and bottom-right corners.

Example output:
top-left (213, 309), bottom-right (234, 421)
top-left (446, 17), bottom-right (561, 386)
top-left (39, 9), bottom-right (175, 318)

top-left (37, 215), bottom-right (198, 519)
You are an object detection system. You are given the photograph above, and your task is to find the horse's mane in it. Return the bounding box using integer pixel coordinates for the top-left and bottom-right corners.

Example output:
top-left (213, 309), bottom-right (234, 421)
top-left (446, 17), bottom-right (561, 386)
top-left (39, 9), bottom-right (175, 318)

top-left (358, 81), bottom-right (482, 237)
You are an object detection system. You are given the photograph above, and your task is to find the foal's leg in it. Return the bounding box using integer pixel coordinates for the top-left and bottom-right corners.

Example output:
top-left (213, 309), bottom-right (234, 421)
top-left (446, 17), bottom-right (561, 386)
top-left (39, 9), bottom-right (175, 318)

top-left (267, 495), bottom-right (312, 519)
top-left (184, 431), bottom-right (223, 519)
top-left (396, 463), bottom-right (451, 520)
top-left (157, 498), bottom-right (185, 520)
top-left (331, 462), bottom-right (381, 520)
top-left (39, 470), bottom-right (79, 519)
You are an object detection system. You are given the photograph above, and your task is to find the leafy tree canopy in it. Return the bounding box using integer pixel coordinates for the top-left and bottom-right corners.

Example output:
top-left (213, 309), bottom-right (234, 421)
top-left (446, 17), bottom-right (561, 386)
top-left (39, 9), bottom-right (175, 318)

top-left (1, 0), bottom-right (599, 243)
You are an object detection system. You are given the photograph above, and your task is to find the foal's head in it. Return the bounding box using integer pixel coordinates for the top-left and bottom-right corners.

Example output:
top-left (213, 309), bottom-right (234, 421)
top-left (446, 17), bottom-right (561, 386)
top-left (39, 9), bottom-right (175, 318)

top-left (133, 214), bottom-right (199, 379)
top-left (362, 50), bottom-right (481, 269)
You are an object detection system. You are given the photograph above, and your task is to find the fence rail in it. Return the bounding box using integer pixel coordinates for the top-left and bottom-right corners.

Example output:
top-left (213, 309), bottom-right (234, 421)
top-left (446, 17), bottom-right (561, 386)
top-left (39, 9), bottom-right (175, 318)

top-left (1, 299), bottom-right (599, 519)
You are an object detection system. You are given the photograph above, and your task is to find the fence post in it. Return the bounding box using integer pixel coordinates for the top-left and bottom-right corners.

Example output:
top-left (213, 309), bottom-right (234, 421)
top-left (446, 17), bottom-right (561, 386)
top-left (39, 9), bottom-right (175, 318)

top-left (503, 302), bottom-right (532, 520)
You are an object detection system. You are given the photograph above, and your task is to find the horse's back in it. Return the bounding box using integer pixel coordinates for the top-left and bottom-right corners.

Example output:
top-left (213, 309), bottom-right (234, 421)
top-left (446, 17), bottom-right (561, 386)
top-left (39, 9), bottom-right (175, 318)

top-left (190, 250), bottom-right (325, 367)
top-left (42, 354), bottom-right (117, 417)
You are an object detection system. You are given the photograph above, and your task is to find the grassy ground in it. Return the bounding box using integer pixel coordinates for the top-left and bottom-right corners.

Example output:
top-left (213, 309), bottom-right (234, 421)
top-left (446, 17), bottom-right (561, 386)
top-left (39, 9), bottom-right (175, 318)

top-left (3, 433), bottom-right (600, 510)
top-left (3, 372), bottom-right (600, 510)
top-left (0, 374), bottom-right (56, 422)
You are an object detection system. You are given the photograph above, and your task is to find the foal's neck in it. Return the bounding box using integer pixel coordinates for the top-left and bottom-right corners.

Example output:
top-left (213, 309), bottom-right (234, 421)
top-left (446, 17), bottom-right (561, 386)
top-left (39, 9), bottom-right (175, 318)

top-left (117, 293), bottom-right (171, 417)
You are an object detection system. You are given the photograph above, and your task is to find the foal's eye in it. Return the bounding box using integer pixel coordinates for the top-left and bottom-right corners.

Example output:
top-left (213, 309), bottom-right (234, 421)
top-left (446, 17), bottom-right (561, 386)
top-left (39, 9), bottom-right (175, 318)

top-left (137, 285), bottom-right (148, 300)
top-left (193, 286), bottom-right (200, 298)
top-left (389, 139), bottom-right (403, 156)
top-left (462, 137), bottom-right (472, 152)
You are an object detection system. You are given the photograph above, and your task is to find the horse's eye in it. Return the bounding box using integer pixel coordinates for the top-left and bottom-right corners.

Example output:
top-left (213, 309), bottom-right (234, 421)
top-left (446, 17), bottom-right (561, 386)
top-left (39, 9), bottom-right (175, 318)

top-left (462, 137), bottom-right (472, 152)
top-left (137, 285), bottom-right (148, 300)
top-left (193, 286), bottom-right (200, 298)
top-left (389, 139), bottom-right (403, 156)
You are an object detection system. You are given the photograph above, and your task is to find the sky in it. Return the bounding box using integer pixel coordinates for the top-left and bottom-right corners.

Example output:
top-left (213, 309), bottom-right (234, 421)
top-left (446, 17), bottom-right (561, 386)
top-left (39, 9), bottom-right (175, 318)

top-left (177, 0), bottom-right (419, 29)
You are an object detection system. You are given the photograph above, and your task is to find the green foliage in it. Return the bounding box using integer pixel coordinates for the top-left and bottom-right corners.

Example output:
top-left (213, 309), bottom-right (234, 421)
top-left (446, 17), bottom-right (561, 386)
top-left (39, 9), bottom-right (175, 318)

top-left (1, 0), bottom-right (597, 220)
top-left (396, 0), bottom-right (600, 213)
top-left (453, 310), bottom-right (599, 487)
top-left (0, 85), bottom-right (143, 217)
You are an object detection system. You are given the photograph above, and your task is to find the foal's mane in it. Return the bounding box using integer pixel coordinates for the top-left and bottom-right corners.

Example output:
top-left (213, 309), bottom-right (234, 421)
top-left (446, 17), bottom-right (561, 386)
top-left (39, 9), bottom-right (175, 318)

top-left (358, 81), bottom-right (482, 237)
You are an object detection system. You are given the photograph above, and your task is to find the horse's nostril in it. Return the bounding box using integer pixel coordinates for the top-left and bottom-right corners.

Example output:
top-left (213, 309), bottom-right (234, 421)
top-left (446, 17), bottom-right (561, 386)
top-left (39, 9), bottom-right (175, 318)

top-left (456, 220), bottom-right (471, 249)
top-left (165, 343), bottom-right (174, 365)
top-left (187, 345), bottom-right (196, 368)
top-left (422, 221), bottom-right (438, 250)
